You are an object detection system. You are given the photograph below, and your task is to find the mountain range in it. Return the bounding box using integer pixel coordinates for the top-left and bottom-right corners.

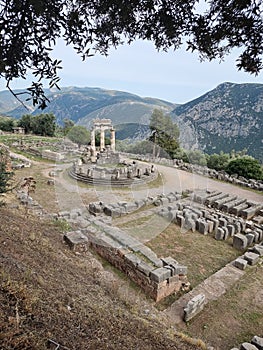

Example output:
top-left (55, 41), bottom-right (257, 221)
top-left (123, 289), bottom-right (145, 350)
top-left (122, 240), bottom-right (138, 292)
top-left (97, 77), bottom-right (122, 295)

top-left (0, 83), bottom-right (262, 160)
top-left (171, 82), bottom-right (263, 161)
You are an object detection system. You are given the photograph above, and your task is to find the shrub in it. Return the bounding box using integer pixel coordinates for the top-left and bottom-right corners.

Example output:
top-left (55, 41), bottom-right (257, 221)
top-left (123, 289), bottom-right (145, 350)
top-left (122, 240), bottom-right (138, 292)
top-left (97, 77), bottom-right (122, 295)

top-left (226, 156), bottom-right (263, 180)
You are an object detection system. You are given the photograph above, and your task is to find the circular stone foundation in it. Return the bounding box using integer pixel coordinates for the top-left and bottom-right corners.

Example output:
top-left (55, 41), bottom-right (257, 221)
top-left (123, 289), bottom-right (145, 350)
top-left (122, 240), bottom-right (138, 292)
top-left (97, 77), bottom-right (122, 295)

top-left (69, 157), bottom-right (158, 188)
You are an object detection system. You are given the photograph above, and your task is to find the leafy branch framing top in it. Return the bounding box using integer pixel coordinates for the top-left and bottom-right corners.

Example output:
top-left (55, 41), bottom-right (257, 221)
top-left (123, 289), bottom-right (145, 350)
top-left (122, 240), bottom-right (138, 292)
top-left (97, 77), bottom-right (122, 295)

top-left (0, 0), bottom-right (262, 108)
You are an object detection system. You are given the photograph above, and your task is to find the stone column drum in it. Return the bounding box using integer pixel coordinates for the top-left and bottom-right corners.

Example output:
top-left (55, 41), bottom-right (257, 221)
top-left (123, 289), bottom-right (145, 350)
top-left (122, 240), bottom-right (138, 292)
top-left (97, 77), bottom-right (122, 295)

top-left (110, 128), bottom-right (115, 152)
top-left (100, 128), bottom-right (105, 151)
top-left (91, 129), bottom-right (96, 152)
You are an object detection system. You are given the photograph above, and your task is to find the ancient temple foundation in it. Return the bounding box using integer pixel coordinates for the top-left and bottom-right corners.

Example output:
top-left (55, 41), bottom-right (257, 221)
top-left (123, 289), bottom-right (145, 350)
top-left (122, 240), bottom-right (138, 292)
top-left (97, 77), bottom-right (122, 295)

top-left (69, 118), bottom-right (158, 187)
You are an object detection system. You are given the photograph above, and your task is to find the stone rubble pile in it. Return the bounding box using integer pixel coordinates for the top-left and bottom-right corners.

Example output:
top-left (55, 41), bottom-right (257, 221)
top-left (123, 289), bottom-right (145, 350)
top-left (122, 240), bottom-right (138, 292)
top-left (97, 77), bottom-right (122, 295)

top-left (230, 335), bottom-right (263, 350)
top-left (88, 191), bottom-right (182, 218)
top-left (16, 190), bottom-right (48, 217)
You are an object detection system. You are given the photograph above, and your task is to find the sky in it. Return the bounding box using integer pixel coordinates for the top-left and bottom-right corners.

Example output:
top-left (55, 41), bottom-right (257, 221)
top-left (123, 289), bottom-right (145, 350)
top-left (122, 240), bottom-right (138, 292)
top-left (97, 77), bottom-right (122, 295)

top-left (1, 38), bottom-right (263, 104)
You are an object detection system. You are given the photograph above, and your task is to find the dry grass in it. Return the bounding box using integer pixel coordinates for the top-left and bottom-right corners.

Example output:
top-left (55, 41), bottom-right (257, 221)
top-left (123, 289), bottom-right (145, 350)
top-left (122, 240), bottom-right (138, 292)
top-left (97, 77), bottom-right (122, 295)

top-left (13, 163), bottom-right (59, 213)
top-left (147, 223), bottom-right (240, 289)
top-left (0, 206), bottom-right (203, 350)
top-left (184, 263), bottom-right (263, 350)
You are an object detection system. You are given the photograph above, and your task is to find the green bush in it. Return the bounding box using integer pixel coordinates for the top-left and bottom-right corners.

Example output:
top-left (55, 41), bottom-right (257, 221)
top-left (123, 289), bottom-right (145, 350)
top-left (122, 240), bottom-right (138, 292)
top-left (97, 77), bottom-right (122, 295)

top-left (226, 156), bottom-right (263, 180)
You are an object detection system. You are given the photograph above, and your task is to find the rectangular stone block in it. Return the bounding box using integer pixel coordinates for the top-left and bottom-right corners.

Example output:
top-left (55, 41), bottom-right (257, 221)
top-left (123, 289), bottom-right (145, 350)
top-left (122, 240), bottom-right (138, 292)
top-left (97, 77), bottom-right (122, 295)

top-left (206, 220), bottom-right (214, 233)
top-left (197, 220), bottom-right (208, 235)
top-left (219, 217), bottom-right (227, 227)
top-left (234, 257), bottom-right (247, 270)
top-left (125, 253), bottom-right (141, 267)
top-left (173, 265), bottom-right (187, 275)
top-left (150, 267), bottom-right (171, 283)
top-left (251, 335), bottom-right (263, 350)
top-left (64, 231), bottom-right (89, 252)
top-left (177, 215), bottom-right (185, 228)
top-left (253, 231), bottom-right (260, 243)
top-left (246, 233), bottom-right (255, 246)
top-left (241, 343), bottom-right (258, 350)
top-left (183, 294), bottom-right (205, 322)
top-left (230, 203), bottom-right (249, 216)
top-left (215, 227), bottom-right (224, 240)
top-left (210, 218), bottom-right (219, 232)
top-left (253, 244), bottom-right (263, 256)
top-left (227, 224), bottom-right (235, 237)
top-left (233, 233), bottom-right (248, 250)
top-left (240, 206), bottom-right (258, 220)
top-left (161, 256), bottom-right (178, 266)
top-left (137, 261), bottom-right (154, 276)
top-left (244, 252), bottom-right (260, 265)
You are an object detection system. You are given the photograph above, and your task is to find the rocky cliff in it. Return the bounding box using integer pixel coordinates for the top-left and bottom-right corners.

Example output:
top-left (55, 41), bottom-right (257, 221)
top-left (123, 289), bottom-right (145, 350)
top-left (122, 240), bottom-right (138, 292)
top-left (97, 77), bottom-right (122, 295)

top-left (172, 82), bottom-right (263, 161)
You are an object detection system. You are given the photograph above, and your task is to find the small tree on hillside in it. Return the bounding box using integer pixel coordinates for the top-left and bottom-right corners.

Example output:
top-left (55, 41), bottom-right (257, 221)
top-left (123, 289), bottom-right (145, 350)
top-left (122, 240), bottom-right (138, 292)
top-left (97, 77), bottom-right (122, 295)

top-left (149, 109), bottom-right (179, 159)
top-left (18, 113), bottom-right (56, 136)
top-left (31, 113), bottom-right (56, 136)
top-left (62, 118), bottom-right (75, 136)
top-left (18, 114), bottom-right (32, 134)
top-left (207, 151), bottom-right (230, 171)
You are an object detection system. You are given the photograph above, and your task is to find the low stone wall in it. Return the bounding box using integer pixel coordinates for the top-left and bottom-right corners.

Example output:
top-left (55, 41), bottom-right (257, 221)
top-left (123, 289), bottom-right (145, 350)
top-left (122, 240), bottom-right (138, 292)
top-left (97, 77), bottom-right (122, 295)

top-left (120, 152), bottom-right (263, 192)
top-left (42, 149), bottom-right (65, 161)
top-left (88, 192), bottom-right (182, 217)
top-left (64, 219), bottom-right (188, 302)
top-left (0, 143), bottom-right (11, 171)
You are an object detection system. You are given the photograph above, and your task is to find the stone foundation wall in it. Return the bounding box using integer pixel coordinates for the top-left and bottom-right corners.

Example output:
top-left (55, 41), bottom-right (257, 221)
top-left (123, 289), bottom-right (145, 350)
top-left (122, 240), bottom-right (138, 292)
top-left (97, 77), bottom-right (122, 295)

top-left (89, 238), bottom-right (187, 302)
top-left (64, 220), bottom-right (188, 302)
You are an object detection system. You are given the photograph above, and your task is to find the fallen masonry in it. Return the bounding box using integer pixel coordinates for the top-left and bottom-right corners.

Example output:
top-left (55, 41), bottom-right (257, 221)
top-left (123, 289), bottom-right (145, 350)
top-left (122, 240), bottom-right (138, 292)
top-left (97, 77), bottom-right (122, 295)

top-left (122, 152), bottom-right (263, 192)
top-left (230, 335), bottom-right (263, 350)
top-left (156, 189), bottom-right (263, 253)
top-left (88, 191), bottom-right (182, 217)
top-left (183, 294), bottom-right (206, 322)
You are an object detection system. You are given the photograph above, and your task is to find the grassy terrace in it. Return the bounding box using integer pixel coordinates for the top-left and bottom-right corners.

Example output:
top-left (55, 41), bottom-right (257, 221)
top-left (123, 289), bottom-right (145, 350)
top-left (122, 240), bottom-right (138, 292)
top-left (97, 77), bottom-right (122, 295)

top-left (146, 223), bottom-right (240, 289)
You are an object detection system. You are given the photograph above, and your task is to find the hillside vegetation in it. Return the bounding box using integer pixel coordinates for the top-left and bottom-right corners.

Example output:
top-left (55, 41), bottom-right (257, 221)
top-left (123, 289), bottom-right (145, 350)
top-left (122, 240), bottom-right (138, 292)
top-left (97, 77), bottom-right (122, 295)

top-left (0, 203), bottom-right (202, 350)
top-left (0, 87), bottom-right (175, 125)
top-left (1, 83), bottom-right (263, 160)
top-left (172, 82), bottom-right (263, 161)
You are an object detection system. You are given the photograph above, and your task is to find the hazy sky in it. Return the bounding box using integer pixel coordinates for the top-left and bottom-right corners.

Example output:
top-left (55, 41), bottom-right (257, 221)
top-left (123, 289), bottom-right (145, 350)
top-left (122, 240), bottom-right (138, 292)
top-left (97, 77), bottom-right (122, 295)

top-left (1, 38), bottom-right (263, 104)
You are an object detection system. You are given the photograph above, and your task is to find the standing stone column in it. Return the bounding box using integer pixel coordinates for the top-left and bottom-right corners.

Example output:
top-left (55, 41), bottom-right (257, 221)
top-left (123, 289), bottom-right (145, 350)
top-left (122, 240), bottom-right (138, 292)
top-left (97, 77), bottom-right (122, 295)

top-left (100, 128), bottom-right (105, 151)
top-left (110, 128), bottom-right (115, 152)
top-left (91, 129), bottom-right (96, 152)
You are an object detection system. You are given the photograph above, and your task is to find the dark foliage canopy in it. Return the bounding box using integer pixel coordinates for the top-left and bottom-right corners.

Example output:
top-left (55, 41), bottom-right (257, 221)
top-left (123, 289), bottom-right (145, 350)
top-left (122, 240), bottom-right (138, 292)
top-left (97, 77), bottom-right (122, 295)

top-left (149, 109), bottom-right (180, 158)
top-left (226, 156), bottom-right (263, 180)
top-left (18, 113), bottom-right (56, 136)
top-left (0, 0), bottom-right (262, 108)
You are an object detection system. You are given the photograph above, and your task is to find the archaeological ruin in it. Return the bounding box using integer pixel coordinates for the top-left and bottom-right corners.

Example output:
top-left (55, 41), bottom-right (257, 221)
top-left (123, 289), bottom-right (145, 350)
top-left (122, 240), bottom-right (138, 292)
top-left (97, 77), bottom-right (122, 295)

top-left (69, 119), bottom-right (158, 187)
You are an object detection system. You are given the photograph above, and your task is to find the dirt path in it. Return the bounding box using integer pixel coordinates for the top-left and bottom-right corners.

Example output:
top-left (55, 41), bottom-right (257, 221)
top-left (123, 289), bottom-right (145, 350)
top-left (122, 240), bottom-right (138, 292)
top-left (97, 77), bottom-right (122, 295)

top-left (42, 161), bottom-right (263, 210)
top-left (156, 164), bottom-right (263, 202)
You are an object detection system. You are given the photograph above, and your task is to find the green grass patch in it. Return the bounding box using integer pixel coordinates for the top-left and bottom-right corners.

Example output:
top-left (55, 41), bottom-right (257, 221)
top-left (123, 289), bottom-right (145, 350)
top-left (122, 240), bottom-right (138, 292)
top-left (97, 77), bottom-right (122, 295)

top-left (147, 224), bottom-right (240, 289)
